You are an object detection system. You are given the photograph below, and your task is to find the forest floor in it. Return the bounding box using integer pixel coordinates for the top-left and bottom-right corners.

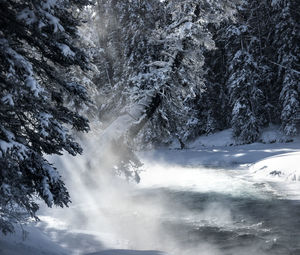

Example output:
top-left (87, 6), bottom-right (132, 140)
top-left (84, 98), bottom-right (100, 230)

top-left (1, 128), bottom-right (300, 255)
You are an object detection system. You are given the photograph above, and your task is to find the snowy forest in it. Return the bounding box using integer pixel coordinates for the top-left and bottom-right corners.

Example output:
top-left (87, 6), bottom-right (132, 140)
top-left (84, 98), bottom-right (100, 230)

top-left (0, 0), bottom-right (300, 255)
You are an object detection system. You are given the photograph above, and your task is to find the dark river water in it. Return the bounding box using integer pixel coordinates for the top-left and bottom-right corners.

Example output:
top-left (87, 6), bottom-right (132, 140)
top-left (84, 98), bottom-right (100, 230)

top-left (135, 186), bottom-right (300, 255)
top-left (117, 164), bottom-right (300, 255)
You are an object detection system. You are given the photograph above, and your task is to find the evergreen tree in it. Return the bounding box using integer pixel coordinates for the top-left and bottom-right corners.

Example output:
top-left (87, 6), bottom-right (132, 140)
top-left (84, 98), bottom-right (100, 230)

top-left (200, 30), bottom-right (231, 135)
top-left (207, 0), bottom-right (299, 141)
top-left (207, 0), bottom-right (275, 143)
top-left (0, 0), bottom-right (92, 234)
top-left (227, 49), bottom-right (265, 143)
top-left (96, 0), bottom-right (237, 147)
top-left (270, 0), bottom-right (300, 135)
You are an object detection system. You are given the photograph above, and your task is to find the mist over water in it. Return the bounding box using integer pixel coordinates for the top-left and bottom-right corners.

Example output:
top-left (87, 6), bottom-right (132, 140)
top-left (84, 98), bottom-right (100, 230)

top-left (39, 134), bottom-right (300, 255)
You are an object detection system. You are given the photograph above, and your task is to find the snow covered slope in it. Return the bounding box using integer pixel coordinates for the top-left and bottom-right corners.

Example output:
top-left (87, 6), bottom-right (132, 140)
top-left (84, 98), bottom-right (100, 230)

top-left (188, 129), bottom-right (235, 148)
top-left (0, 226), bottom-right (69, 255)
top-left (187, 128), bottom-right (300, 182)
top-left (250, 152), bottom-right (300, 181)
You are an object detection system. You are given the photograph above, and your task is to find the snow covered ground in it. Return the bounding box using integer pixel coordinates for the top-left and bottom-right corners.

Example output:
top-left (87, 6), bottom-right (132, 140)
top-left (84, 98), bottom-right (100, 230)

top-left (1, 128), bottom-right (300, 255)
top-left (250, 151), bottom-right (300, 181)
top-left (0, 226), bottom-right (69, 255)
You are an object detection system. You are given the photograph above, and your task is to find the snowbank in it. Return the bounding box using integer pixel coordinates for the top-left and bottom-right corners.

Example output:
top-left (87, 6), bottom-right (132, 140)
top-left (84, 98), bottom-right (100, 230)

top-left (188, 127), bottom-right (297, 149)
top-left (188, 129), bottom-right (235, 148)
top-left (250, 152), bottom-right (300, 182)
top-left (0, 227), bottom-right (165, 255)
top-left (0, 226), bottom-right (68, 255)
top-left (258, 125), bottom-right (294, 144)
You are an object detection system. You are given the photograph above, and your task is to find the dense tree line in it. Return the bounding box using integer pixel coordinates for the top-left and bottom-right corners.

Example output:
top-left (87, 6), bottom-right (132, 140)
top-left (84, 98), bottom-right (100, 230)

top-left (201, 0), bottom-right (300, 143)
top-left (95, 0), bottom-right (299, 147)
top-left (95, 0), bottom-right (238, 147)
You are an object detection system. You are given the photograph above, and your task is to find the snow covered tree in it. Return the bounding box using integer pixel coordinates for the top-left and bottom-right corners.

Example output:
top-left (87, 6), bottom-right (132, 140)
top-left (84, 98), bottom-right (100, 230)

top-left (198, 28), bottom-right (231, 135)
top-left (221, 18), bottom-right (266, 143)
top-left (96, 0), bottom-right (238, 147)
top-left (270, 0), bottom-right (300, 135)
top-left (279, 72), bottom-right (300, 135)
top-left (227, 49), bottom-right (265, 143)
top-left (211, 0), bottom-right (275, 143)
top-left (0, 0), bottom-right (92, 234)
top-left (212, 0), bottom-right (299, 140)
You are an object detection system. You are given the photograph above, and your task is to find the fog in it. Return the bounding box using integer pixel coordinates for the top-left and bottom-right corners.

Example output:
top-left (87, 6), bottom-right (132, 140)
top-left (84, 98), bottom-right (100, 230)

top-left (38, 131), bottom-right (300, 255)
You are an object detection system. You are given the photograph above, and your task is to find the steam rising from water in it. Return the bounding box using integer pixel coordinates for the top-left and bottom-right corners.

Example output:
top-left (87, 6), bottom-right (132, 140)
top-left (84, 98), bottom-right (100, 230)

top-left (39, 134), bottom-right (299, 255)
